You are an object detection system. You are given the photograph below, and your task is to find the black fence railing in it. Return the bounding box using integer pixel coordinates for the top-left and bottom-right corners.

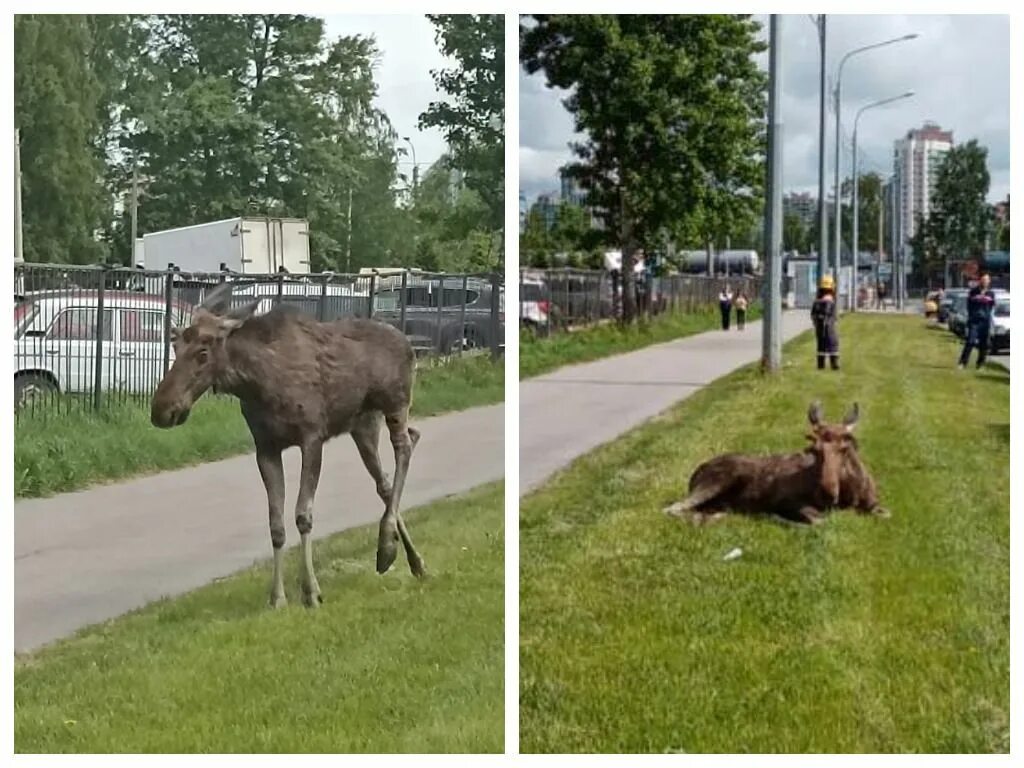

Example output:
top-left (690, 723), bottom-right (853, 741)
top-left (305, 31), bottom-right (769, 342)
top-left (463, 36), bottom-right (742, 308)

top-left (14, 263), bottom-right (504, 418)
top-left (519, 268), bottom-right (763, 334)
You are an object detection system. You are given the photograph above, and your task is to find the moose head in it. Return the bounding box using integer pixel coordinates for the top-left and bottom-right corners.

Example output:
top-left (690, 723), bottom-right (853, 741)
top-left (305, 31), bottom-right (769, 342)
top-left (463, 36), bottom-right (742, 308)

top-left (151, 282), bottom-right (260, 428)
top-left (806, 400), bottom-right (860, 506)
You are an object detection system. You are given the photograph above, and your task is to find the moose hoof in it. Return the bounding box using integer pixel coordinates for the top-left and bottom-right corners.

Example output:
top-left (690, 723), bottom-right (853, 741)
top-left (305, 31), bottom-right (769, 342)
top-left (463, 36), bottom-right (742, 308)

top-left (376, 539), bottom-right (399, 574)
top-left (409, 555), bottom-right (427, 579)
top-left (663, 502), bottom-right (686, 518)
top-left (269, 594), bottom-right (288, 609)
top-left (301, 588), bottom-right (323, 608)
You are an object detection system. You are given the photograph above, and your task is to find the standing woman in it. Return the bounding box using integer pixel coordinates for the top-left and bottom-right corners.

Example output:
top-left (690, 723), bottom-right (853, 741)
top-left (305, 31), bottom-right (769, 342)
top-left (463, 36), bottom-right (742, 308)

top-left (718, 285), bottom-right (733, 331)
top-left (811, 275), bottom-right (840, 370)
top-left (734, 291), bottom-right (748, 330)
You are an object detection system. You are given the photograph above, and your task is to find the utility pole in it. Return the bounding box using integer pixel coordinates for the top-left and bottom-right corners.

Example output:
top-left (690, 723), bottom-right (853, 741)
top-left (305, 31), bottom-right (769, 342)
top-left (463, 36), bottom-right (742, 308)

top-left (816, 15), bottom-right (829, 282)
top-left (15, 128), bottom-right (24, 263)
top-left (346, 186), bottom-right (353, 273)
top-left (130, 156), bottom-right (139, 265)
top-left (762, 14), bottom-right (783, 373)
top-left (877, 181), bottom-right (883, 304)
top-left (891, 176), bottom-right (899, 309)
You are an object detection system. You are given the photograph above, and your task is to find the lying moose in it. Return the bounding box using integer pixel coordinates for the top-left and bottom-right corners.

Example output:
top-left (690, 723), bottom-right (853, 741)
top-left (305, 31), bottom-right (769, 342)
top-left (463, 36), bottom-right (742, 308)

top-left (664, 401), bottom-right (890, 525)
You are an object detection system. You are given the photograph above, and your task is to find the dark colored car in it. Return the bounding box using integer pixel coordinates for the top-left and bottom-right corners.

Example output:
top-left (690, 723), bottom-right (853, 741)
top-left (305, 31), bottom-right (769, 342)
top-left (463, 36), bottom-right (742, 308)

top-left (938, 288), bottom-right (968, 324)
top-left (373, 277), bottom-right (504, 356)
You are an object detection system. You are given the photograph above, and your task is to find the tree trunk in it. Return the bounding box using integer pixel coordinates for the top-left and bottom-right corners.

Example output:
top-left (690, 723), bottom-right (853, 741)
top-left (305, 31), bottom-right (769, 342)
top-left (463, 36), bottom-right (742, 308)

top-left (619, 191), bottom-right (637, 324)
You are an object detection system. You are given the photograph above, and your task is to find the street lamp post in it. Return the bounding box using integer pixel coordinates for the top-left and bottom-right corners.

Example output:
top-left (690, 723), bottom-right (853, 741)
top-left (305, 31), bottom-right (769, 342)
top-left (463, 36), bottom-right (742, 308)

top-left (816, 16), bottom-right (828, 283)
top-left (851, 91), bottom-right (914, 311)
top-left (833, 34), bottom-right (919, 289)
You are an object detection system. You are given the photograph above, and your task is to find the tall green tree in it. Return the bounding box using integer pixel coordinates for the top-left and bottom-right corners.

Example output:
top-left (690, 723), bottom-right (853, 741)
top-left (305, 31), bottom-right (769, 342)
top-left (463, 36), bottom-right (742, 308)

top-left (782, 213), bottom-right (809, 253)
top-left (521, 14), bottom-right (766, 322)
top-left (419, 14), bottom-right (504, 232)
top-left (15, 15), bottom-right (108, 263)
top-left (917, 140), bottom-right (991, 283)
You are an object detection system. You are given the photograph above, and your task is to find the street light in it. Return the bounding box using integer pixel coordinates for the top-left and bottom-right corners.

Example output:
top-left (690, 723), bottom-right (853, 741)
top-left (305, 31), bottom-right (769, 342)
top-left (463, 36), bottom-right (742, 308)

top-left (851, 90), bottom-right (914, 311)
top-left (402, 136), bottom-right (418, 200)
top-left (832, 33), bottom-right (919, 283)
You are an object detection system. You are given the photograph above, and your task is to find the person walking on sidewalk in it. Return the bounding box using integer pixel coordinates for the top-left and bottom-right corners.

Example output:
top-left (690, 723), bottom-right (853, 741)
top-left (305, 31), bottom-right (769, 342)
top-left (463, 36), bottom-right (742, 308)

top-left (958, 273), bottom-right (997, 369)
top-left (811, 275), bottom-right (840, 370)
top-left (718, 286), bottom-right (733, 330)
top-left (734, 291), bottom-right (748, 330)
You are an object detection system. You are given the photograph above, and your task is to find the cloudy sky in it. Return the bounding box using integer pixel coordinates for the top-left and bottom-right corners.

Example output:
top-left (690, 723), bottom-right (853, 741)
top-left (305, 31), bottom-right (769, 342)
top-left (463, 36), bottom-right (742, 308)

top-left (324, 15), bottom-right (451, 186)
top-left (520, 14), bottom-right (1010, 205)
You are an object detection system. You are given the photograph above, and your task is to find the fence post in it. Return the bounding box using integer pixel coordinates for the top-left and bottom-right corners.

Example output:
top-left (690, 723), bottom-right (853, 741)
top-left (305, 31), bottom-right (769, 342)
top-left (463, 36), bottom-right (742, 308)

top-left (399, 270), bottom-right (408, 336)
top-left (163, 265), bottom-right (174, 375)
top-left (367, 271), bottom-right (377, 319)
top-left (276, 271), bottom-right (284, 307)
top-left (435, 275), bottom-right (444, 354)
top-left (317, 274), bottom-right (328, 322)
top-left (489, 271), bottom-right (500, 362)
top-left (458, 274), bottom-right (468, 357)
top-left (93, 266), bottom-right (107, 411)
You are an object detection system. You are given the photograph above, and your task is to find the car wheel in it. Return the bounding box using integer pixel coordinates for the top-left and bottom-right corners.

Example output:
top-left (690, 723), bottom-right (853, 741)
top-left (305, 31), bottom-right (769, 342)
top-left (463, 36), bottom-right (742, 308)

top-left (15, 373), bottom-right (58, 410)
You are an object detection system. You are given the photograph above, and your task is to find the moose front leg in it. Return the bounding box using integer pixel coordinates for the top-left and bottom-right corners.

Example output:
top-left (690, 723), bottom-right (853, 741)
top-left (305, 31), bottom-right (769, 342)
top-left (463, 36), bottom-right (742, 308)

top-left (256, 448), bottom-right (288, 608)
top-left (296, 440), bottom-right (324, 607)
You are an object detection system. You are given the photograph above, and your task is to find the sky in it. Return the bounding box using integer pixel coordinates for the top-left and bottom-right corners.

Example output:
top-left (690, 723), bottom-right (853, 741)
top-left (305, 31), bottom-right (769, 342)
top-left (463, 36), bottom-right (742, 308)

top-left (520, 14), bottom-right (1010, 205)
top-left (323, 15), bottom-right (451, 188)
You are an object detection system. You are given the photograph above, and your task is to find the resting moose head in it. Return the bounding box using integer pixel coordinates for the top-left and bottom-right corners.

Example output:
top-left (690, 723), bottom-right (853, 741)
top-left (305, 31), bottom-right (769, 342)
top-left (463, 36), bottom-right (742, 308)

top-left (806, 400), bottom-right (860, 505)
top-left (151, 283), bottom-right (259, 428)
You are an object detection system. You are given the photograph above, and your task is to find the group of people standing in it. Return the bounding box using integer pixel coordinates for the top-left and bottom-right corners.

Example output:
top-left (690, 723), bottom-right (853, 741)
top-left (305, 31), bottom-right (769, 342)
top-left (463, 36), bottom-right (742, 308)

top-left (717, 287), bottom-right (749, 331)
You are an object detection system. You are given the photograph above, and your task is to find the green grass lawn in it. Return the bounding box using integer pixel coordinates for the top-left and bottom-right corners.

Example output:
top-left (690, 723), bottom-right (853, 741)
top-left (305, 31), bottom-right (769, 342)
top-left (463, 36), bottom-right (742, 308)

top-left (15, 482), bottom-right (504, 753)
top-left (15, 354), bottom-right (504, 498)
top-left (520, 306), bottom-right (762, 379)
top-left (520, 316), bottom-right (1009, 753)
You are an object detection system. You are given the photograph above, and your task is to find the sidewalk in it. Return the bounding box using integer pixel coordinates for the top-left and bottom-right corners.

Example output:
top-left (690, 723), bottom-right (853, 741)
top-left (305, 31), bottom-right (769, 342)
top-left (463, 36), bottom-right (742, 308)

top-left (15, 403), bottom-right (504, 652)
top-left (519, 312), bottom-right (812, 494)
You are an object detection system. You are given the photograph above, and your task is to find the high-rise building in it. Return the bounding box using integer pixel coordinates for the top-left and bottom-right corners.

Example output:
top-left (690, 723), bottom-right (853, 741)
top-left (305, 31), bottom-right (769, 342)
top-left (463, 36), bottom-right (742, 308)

top-left (559, 173), bottom-right (587, 207)
top-left (783, 192), bottom-right (817, 230)
top-left (893, 122), bottom-right (954, 243)
top-left (519, 191), bottom-right (528, 234)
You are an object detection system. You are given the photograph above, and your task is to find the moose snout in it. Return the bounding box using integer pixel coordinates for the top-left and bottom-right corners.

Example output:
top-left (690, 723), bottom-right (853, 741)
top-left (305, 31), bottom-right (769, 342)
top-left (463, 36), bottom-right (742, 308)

top-left (151, 402), bottom-right (191, 429)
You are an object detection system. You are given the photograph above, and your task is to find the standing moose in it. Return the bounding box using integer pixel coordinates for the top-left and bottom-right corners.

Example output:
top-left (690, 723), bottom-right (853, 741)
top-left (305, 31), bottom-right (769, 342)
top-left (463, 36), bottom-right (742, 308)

top-left (664, 401), bottom-right (890, 525)
top-left (151, 282), bottom-right (424, 608)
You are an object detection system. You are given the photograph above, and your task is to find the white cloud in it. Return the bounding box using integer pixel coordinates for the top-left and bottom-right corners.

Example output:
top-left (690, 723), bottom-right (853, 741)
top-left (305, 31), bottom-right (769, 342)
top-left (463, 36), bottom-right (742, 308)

top-left (519, 14), bottom-right (1010, 204)
top-left (322, 14), bottom-right (452, 175)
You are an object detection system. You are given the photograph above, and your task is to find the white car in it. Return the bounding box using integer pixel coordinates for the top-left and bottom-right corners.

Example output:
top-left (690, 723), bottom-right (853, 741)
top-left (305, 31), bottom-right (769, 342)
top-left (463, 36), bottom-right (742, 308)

top-left (14, 290), bottom-right (193, 407)
top-left (991, 294), bottom-right (1010, 354)
top-left (519, 276), bottom-right (550, 330)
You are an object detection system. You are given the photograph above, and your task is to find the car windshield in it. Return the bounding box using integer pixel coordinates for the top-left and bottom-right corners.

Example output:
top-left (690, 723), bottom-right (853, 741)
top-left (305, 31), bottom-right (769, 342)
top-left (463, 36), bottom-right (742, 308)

top-left (995, 300), bottom-right (1010, 317)
top-left (521, 283), bottom-right (545, 301)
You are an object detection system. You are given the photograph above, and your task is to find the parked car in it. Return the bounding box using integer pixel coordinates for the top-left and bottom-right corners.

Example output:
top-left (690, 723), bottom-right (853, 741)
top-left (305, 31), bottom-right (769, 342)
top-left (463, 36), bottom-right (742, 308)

top-left (948, 288), bottom-right (1009, 341)
top-left (990, 295), bottom-right (1010, 353)
top-left (519, 276), bottom-right (550, 333)
top-left (938, 288), bottom-right (968, 323)
top-left (14, 290), bottom-right (192, 408)
top-left (372, 276), bottom-right (504, 356)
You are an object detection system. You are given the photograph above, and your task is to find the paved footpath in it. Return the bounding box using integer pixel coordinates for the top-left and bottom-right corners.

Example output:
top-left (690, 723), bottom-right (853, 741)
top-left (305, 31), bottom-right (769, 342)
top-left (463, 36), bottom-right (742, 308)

top-left (15, 403), bottom-right (503, 652)
top-left (520, 312), bottom-right (812, 494)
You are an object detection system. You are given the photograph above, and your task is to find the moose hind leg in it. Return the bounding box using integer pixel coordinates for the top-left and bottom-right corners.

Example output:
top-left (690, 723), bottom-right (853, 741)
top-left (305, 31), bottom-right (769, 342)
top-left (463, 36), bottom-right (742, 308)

top-left (352, 416), bottom-right (425, 577)
top-left (663, 481), bottom-right (725, 521)
top-left (296, 441), bottom-right (324, 607)
top-left (377, 409), bottom-right (416, 575)
top-left (256, 448), bottom-right (288, 608)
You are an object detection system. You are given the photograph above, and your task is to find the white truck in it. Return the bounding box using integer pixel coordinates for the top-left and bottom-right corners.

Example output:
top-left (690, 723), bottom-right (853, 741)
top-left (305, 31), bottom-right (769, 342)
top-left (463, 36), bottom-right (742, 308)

top-left (141, 216), bottom-right (311, 275)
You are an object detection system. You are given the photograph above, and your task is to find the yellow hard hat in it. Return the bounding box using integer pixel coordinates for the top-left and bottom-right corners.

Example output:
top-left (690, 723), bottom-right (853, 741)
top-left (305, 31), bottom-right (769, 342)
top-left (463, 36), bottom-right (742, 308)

top-left (819, 275), bottom-right (835, 290)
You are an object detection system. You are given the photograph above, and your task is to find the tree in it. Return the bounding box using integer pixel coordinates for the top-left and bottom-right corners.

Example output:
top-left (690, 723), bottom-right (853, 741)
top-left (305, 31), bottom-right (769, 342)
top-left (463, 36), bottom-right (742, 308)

top-left (920, 140), bottom-right (991, 285)
top-left (419, 15), bottom-right (504, 233)
top-left (782, 213), bottom-right (808, 253)
top-left (521, 15), bottom-right (766, 322)
top-left (839, 172), bottom-right (883, 255)
top-left (15, 15), bottom-right (108, 263)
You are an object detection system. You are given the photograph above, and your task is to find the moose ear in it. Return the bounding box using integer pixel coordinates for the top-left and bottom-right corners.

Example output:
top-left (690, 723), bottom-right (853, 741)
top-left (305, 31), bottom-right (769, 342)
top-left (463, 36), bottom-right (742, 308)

top-left (808, 400), bottom-right (823, 426)
top-left (217, 299), bottom-right (261, 333)
top-left (843, 402), bottom-right (860, 431)
top-left (198, 282), bottom-right (235, 316)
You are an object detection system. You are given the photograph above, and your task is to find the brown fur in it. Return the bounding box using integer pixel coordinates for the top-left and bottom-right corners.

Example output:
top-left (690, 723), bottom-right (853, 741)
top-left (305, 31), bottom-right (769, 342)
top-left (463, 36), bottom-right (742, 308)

top-left (664, 401), bottom-right (889, 526)
top-left (151, 283), bottom-right (424, 608)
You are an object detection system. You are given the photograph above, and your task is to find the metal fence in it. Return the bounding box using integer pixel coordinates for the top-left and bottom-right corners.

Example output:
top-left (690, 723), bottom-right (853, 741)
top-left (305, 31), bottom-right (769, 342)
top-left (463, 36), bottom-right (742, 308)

top-left (14, 263), bottom-right (504, 418)
top-left (519, 268), bottom-right (763, 334)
